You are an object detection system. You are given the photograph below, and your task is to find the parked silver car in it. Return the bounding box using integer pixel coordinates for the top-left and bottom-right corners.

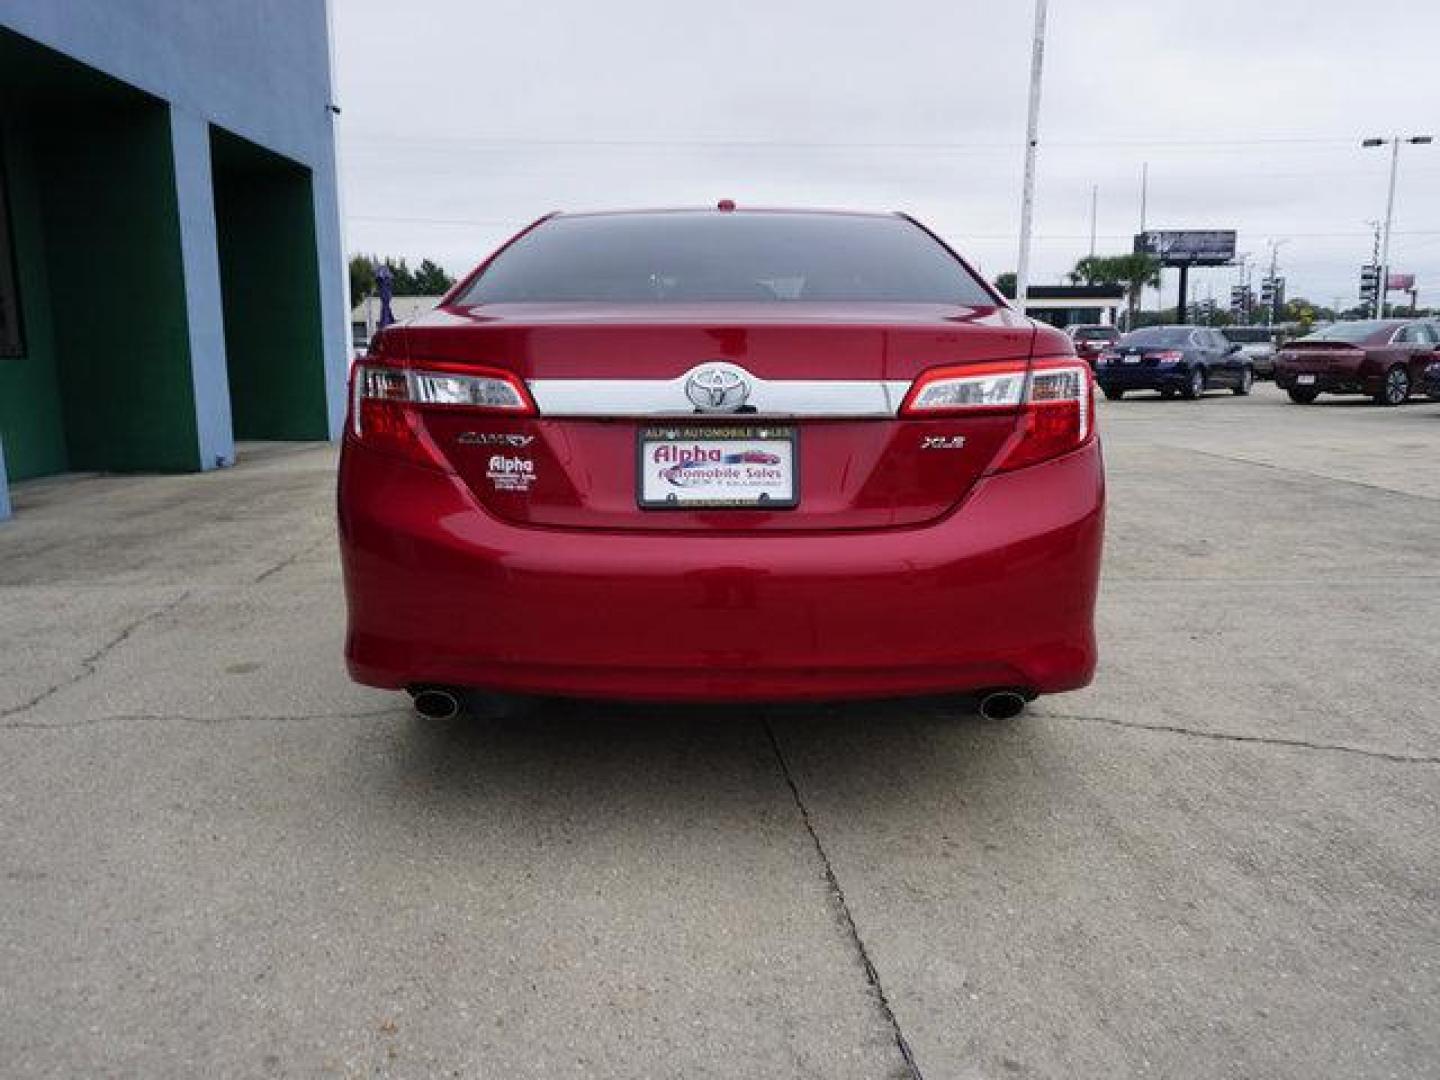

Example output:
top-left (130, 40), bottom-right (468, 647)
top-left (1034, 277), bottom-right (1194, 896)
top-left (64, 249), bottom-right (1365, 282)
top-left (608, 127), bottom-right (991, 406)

top-left (1221, 326), bottom-right (1289, 379)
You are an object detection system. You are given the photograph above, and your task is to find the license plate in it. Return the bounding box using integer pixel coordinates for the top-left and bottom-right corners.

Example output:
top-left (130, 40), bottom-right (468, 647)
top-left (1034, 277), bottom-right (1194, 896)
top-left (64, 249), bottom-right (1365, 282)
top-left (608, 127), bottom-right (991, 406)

top-left (1123, 354), bottom-right (1141, 364)
top-left (1297, 374), bottom-right (1316, 385)
top-left (638, 425), bottom-right (797, 509)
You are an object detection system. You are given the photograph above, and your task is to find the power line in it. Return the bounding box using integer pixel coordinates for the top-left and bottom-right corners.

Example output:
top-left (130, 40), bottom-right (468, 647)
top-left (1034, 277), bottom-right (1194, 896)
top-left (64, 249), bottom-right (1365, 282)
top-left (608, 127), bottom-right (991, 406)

top-left (343, 131), bottom-right (1368, 153)
top-left (345, 213), bottom-right (1440, 241)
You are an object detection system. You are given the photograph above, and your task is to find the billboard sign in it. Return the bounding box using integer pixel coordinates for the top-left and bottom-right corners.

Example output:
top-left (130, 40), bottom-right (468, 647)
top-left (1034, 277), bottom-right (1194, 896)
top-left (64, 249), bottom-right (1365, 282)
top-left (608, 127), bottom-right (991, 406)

top-left (1387, 273), bottom-right (1415, 291)
top-left (1134, 230), bottom-right (1237, 267)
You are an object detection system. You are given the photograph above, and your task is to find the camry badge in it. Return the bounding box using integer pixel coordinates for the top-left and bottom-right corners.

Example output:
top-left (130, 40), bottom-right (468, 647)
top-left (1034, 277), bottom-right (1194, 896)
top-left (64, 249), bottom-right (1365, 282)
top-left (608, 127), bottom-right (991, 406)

top-left (457, 432), bottom-right (535, 447)
top-left (684, 362), bottom-right (752, 413)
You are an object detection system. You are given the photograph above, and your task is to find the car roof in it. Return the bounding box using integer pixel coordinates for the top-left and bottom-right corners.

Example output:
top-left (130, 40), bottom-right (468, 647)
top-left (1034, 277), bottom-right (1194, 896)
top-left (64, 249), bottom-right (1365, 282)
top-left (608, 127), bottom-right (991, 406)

top-left (549, 206), bottom-right (904, 222)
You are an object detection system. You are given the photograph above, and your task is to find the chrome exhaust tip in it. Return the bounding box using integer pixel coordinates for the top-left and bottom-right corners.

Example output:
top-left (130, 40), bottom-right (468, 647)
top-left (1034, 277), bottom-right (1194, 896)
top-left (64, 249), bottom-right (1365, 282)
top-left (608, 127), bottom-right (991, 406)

top-left (977, 689), bottom-right (1028, 721)
top-left (410, 687), bottom-right (462, 721)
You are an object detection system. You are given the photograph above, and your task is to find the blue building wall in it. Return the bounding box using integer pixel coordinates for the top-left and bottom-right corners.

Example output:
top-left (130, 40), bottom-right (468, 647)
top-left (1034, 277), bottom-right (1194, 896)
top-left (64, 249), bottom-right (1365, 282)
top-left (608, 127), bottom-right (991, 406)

top-left (0, 0), bottom-right (348, 518)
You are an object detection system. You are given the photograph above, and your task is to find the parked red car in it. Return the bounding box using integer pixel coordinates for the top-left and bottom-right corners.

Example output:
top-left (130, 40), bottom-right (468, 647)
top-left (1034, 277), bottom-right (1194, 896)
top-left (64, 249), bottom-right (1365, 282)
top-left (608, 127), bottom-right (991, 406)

top-left (1273, 319), bottom-right (1439, 405)
top-left (339, 208), bottom-right (1104, 719)
top-left (1066, 324), bottom-right (1121, 369)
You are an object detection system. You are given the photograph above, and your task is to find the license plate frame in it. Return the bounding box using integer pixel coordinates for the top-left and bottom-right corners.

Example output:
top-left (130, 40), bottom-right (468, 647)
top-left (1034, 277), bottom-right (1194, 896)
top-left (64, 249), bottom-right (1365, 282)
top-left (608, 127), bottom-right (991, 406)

top-left (1297, 373), bottom-right (1317, 385)
top-left (637, 424), bottom-right (799, 510)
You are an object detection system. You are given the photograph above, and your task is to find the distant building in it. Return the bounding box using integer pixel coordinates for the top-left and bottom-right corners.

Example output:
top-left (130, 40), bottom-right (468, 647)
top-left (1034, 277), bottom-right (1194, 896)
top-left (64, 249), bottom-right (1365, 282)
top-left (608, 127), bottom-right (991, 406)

top-left (1020, 286), bottom-right (1125, 328)
top-left (0, 1), bottom-right (347, 520)
top-left (351, 296), bottom-right (442, 352)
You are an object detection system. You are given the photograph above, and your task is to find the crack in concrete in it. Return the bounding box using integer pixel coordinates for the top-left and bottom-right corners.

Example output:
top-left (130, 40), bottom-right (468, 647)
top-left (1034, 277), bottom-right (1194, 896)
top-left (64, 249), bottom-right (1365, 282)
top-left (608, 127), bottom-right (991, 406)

top-left (1, 706), bottom-right (401, 732)
top-left (253, 534), bottom-right (333, 584)
top-left (0, 591), bottom-right (193, 721)
top-left (764, 718), bottom-right (924, 1080)
top-left (1042, 711), bottom-right (1440, 765)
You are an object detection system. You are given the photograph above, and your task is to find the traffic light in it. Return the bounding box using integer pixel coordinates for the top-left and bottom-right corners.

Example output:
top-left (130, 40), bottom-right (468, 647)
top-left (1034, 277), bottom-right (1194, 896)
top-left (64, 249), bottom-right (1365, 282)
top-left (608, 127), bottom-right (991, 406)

top-left (1359, 264), bottom-right (1380, 304)
top-left (1229, 285), bottom-right (1252, 321)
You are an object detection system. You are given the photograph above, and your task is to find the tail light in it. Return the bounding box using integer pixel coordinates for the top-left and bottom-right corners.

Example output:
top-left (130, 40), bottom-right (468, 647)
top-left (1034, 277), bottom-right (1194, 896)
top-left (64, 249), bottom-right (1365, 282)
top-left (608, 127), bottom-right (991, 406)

top-left (901, 359), bottom-right (1094, 472)
top-left (1153, 350), bottom-right (1185, 363)
top-left (1098, 350), bottom-right (1121, 363)
top-left (349, 361), bottom-right (535, 467)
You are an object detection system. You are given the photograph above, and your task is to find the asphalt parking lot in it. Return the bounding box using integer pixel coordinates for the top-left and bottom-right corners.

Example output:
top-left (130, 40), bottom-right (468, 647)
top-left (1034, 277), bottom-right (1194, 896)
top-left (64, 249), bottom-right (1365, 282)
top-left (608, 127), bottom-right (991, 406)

top-left (2, 382), bottom-right (1437, 1079)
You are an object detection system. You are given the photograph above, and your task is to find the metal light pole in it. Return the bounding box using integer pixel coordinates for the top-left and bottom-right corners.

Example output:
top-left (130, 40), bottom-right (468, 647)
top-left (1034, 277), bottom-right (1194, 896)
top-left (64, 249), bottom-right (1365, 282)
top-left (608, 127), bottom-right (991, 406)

top-left (1014, 0), bottom-right (1048, 314)
top-left (1363, 135), bottom-right (1432, 317)
top-left (1088, 184), bottom-right (1098, 258)
top-left (1265, 239), bottom-right (1287, 326)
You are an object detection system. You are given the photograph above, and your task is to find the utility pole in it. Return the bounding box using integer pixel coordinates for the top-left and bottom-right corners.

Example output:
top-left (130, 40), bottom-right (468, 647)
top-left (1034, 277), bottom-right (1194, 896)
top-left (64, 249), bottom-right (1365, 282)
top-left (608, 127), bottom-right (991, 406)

top-left (1088, 184), bottom-right (1098, 258)
top-left (1379, 138), bottom-right (1399, 319)
top-left (1363, 135), bottom-right (1433, 317)
top-left (1138, 163), bottom-right (1150, 323)
top-left (1139, 162), bottom-right (1148, 234)
top-left (1264, 239), bottom-right (1287, 327)
top-left (1014, 0), bottom-right (1049, 315)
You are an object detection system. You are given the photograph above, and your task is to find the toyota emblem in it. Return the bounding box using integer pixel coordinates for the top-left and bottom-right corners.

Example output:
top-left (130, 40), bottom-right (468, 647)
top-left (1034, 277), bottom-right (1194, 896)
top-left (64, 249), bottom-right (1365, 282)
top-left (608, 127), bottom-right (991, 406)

top-left (684, 362), bottom-right (752, 413)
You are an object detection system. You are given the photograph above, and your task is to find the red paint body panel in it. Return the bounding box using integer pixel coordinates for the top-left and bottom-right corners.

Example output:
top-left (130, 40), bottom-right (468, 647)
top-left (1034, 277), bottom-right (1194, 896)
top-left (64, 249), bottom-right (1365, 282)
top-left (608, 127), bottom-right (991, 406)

top-left (339, 438), bottom-right (1104, 702)
top-left (339, 209), bottom-right (1100, 704)
top-left (383, 303), bottom-right (1064, 532)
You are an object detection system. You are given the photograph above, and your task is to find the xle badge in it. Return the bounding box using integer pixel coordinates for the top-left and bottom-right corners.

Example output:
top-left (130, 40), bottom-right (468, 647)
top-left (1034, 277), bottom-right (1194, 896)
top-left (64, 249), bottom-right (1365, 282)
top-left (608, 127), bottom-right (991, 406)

top-left (920, 435), bottom-right (967, 450)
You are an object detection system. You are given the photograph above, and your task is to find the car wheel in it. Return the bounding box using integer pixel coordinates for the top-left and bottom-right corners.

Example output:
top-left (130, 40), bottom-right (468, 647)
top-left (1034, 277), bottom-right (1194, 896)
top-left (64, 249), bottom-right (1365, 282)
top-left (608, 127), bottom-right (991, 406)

top-left (1102, 386), bottom-right (1124, 401)
top-left (1287, 387), bottom-right (1320, 404)
top-left (1180, 367), bottom-right (1205, 400)
top-left (1374, 365), bottom-right (1410, 407)
top-left (1232, 367), bottom-right (1254, 396)
top-left (1160, 387), bottom-right (1176, 399)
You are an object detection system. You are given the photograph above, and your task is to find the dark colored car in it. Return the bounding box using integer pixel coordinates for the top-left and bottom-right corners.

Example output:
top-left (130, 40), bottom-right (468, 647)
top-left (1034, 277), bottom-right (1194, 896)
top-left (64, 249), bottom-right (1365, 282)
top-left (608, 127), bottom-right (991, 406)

top-left (1273, 320), bottom-right (1439, 405)
top-left (1066, 324), bottom-right (1121, 369)
top-left (1095, 325), bottom-right (1253, 400)
top-left (1422, 359), bottom-right (1440, 401)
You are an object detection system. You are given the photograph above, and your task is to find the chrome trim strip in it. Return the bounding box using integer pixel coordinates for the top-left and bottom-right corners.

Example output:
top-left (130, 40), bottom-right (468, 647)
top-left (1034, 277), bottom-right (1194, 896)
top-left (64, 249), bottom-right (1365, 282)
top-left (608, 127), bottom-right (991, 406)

top-left (528, 376), bottom-right (914, 417)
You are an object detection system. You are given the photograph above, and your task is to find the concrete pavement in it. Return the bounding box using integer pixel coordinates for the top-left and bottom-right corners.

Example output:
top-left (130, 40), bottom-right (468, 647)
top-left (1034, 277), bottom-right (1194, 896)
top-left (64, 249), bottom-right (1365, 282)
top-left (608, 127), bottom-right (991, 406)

top-left (1, 385), bottom-right (1437, 1078)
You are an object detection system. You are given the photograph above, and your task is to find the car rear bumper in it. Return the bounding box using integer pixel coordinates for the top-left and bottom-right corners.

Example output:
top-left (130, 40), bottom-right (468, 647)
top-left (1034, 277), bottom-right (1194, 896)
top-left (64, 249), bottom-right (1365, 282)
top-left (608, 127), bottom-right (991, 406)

top-left (338, 440), bottom-right (1105, 702)
top-left (1096, 366), bottom-right (1190, 391)
top-left (1274, 364), bottom-right (1374, 394)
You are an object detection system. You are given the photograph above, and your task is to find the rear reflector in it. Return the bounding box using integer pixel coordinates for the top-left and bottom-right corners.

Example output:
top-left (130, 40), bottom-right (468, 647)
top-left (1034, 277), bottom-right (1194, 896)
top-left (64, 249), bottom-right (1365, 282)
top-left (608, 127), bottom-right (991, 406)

top-left (902, 359), bottom-right (1094, 471)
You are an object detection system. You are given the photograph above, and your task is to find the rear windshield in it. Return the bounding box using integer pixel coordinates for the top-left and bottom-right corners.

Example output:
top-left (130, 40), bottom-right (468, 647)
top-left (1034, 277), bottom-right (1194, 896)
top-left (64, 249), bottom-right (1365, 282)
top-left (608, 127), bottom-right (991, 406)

top-left (1297, 321), bottom-right (1389, 343)
top-left (1122, 327), bottom-right (1192, 347)
top-left (456, 212), bottom-right (996, 305)
top-left (1072, 327), bottom-right (1117, 340)
top-left (1223, 328), bottom-right (1272, 344)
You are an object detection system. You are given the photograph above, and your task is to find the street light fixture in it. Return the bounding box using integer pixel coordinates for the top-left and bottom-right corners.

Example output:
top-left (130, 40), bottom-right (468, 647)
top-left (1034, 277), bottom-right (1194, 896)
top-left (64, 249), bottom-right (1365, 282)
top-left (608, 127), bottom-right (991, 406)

top-left (1362, 135), bottom-right (1433, 317)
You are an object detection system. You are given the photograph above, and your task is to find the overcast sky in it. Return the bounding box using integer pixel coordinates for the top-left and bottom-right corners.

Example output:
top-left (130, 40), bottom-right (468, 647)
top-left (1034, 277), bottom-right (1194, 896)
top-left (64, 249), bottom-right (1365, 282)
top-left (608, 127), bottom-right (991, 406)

top-left (332, 0), bottom-right (1440, 309)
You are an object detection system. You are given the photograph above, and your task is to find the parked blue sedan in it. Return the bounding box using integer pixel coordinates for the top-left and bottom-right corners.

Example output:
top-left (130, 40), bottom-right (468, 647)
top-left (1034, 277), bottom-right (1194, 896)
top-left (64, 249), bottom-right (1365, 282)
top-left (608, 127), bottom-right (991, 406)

top-left (1095, 326), bottom-right (1254, 401)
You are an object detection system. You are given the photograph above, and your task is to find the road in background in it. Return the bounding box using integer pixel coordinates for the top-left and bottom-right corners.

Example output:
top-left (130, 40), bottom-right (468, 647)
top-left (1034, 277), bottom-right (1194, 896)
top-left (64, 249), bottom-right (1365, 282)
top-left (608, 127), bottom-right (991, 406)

top-left (2, 385), bottom-right (1437, 1078)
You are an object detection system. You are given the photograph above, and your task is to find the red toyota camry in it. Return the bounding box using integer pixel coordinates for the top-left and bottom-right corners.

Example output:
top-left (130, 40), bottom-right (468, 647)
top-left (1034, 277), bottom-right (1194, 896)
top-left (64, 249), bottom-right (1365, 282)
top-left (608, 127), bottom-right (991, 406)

top-left (339, 207), bottom-right (1105, 719)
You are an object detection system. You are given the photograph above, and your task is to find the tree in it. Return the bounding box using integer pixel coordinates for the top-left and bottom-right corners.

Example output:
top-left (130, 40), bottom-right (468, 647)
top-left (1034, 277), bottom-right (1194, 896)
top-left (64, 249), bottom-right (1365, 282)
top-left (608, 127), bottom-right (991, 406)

top-left (412, 258), bottom-right (456, 296)
top-left (1066, 254), bottom-right (1160, 326)
top-left (994, 272), bottom-right (1017, 299)
top-left (348, 255), bottom-right (376, 308)
top-left (1066, 256), bottom-right (1110, 286)
top-left (348, 254), bottom-right (457, 307)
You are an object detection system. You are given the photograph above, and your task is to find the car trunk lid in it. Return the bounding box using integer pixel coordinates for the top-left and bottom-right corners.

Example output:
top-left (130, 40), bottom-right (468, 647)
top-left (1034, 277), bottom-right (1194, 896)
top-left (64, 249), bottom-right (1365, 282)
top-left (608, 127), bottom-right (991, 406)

top-left (388, 302), bottom-right (1040, 532)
